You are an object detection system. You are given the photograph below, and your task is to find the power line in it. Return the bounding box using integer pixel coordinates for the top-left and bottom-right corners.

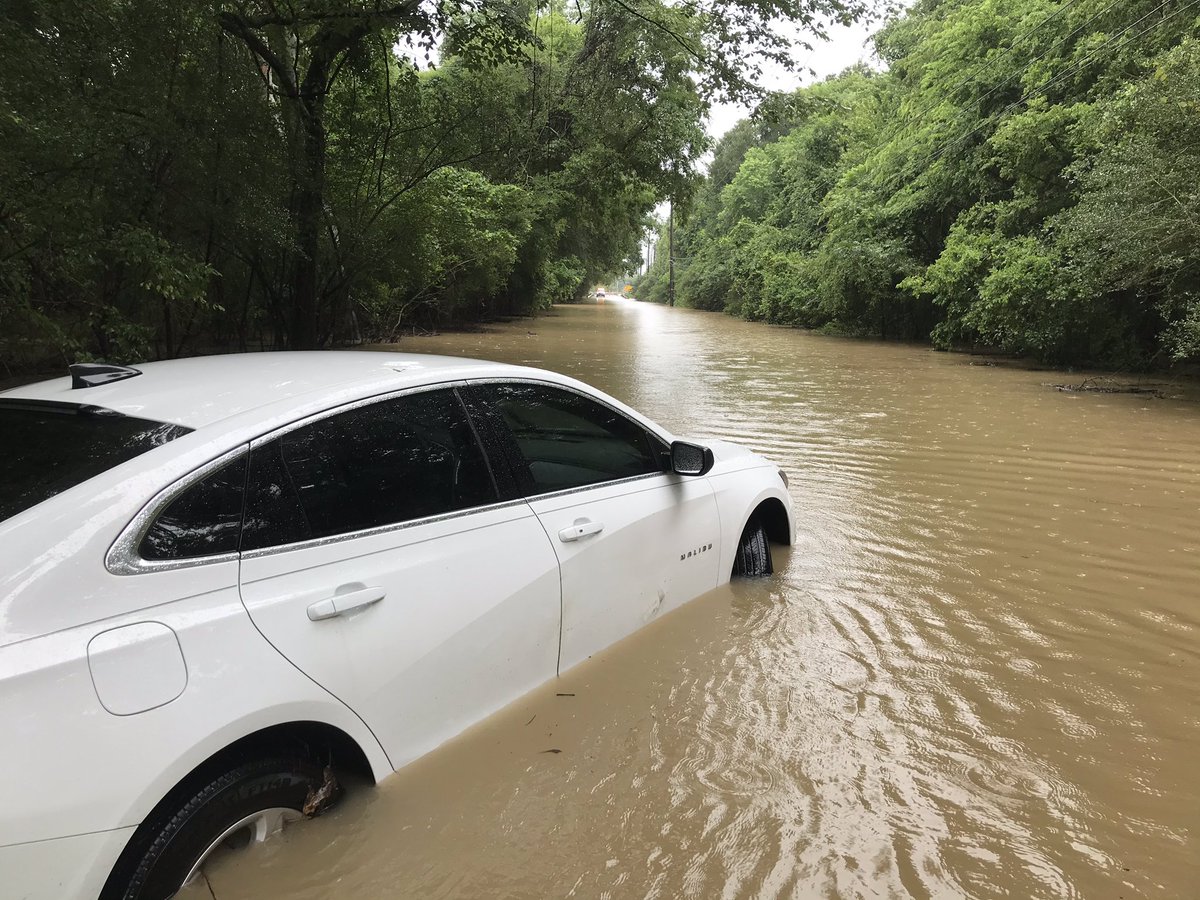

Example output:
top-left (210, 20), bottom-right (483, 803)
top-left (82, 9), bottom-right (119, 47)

top-left (860, 0), bottom-right (1196, 201)
top-left (890, 0), bottom-right (1127, 190)
top-left (946, 0), bottom-right (1126, 123)
top-left (895, 0), bottom-right (1099, 136)
top-left (927, 0), bottom-right (1200, 168)
top-left (937, 0), bottom-right (1088, 109)
top-left (855, 0), bottom-right (1118, 199)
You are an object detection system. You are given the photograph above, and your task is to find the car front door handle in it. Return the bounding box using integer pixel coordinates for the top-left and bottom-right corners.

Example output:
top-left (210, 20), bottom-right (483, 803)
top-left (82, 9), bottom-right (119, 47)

top-left (307, 586), bottom-right (386, 621)
top-left (558, 519), bottom-right (605, 543)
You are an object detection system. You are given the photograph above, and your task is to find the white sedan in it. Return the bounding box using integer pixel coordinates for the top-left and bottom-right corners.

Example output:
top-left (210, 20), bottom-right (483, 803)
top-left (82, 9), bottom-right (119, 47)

top-left (0, 352), bottom-right (792, 899)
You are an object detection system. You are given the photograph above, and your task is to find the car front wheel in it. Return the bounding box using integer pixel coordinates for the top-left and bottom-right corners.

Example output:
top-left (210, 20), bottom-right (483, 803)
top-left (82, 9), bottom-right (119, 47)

top-left (732, 518), bottom-right (774, 578)
top-left (101, 757), bottom-right (338, 900)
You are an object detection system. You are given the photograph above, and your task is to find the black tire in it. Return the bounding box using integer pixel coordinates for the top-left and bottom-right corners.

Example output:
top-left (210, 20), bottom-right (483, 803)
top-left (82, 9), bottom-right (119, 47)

top-left (732, 519), bottom-right (774, 578)
top-left (101, 757), bottom-right (334, 900)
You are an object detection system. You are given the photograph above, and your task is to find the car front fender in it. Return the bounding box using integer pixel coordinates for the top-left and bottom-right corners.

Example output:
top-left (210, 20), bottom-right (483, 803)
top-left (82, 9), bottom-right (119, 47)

top-left (708, 467), bottom-right (794, 583)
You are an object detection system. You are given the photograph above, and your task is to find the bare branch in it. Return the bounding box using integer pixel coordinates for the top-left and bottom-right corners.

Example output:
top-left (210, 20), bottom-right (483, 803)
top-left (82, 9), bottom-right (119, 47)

top-left (218, 11), bottom-right (299, 96)
top-left (235, 1), bottom-right (426, 30)
top-left (603, 0), bottom-right (705, 65)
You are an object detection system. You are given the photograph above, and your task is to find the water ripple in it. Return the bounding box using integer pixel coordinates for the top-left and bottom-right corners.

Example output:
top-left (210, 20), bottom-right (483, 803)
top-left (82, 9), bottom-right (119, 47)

top-left (200, 299), bottom-right (1200, 900)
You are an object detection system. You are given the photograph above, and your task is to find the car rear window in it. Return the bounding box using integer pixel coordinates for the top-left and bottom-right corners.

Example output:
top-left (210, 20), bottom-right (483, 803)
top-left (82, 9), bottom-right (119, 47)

top-left (0, 400), bottom-right (192, 524)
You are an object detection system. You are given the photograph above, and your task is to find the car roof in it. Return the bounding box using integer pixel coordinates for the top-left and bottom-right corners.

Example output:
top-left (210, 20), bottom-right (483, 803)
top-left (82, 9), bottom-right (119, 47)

top-left (1, 351), bottom-right (533, 430)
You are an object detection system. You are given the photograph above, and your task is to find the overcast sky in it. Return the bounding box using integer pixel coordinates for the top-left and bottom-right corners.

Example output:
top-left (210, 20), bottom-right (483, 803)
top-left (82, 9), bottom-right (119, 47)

top-left (705, 16), bottom-right (884, 141)
top-left (638, 16), bottom-right (890, 272)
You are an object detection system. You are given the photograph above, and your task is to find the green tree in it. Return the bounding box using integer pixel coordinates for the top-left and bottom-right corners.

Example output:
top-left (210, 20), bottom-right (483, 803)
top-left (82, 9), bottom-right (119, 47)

top-left (1, 0), bottom-right (889, 368)
top-left (672, 0), bottom-right (1200, 367)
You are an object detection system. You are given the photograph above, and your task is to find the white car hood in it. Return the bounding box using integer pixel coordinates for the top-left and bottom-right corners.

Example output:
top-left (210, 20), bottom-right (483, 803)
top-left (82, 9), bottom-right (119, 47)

top-left (695, 438), bottom-right (775, 475)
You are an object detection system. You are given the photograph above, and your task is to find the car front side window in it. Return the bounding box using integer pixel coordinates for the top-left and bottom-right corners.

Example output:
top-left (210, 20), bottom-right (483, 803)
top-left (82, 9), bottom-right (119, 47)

top-left (477, 383), bottom-right (664, 495)
top-left (241, 388), bottom-right (497, 551)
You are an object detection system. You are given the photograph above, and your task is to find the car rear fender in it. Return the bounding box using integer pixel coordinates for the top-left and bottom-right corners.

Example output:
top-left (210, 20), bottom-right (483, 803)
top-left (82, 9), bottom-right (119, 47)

top-left (0, 581), bottom-right (390, 850)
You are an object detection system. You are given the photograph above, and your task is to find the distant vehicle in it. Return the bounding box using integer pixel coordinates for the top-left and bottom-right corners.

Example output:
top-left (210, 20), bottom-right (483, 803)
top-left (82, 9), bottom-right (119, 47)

top-left (595, 289), bottom-right (606, 299)
top-left (0, 352), bottom-right (792, 899)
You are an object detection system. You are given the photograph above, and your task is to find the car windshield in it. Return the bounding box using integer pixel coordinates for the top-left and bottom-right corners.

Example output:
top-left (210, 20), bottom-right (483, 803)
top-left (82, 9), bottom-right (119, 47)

top-left (0, 401), bottom-right (192, 524)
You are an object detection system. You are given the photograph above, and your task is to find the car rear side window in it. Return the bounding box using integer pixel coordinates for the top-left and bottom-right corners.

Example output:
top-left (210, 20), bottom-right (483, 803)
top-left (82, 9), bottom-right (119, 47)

top-left (139, 455), bottom-right (247, 560)
top-left (477, 383), bottom-right (664, 494)
top-left (0, 401), bottom-right (192, 524)
top-left (242, 388), bottom-right (497, 551)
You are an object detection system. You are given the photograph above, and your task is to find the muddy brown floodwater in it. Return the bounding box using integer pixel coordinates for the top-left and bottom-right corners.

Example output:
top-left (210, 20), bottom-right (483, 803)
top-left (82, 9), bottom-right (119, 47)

top-left (200, 298), bottom-right (1200, 899)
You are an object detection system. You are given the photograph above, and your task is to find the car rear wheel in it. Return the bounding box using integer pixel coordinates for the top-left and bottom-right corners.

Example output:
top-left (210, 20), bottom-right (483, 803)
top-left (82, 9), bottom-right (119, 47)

top-left (732, 518), bottom-right (774, 578)
top-left (102, 757), bottom-right (338, 900)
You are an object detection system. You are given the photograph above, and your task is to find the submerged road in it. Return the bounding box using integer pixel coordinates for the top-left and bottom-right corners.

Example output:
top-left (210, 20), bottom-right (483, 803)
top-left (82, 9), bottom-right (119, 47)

top-left (200, 297), bottom-right (1200, 899)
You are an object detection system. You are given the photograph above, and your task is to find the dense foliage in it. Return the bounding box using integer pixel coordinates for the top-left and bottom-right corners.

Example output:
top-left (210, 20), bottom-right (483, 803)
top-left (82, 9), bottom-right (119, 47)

top-left (638, 0), bottom-right (1200, 368)
top-left (0, 0), bottom-right (874, 368)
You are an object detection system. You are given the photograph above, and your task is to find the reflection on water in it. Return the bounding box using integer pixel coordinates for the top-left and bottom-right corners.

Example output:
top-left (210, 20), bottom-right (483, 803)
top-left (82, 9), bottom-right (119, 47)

top-left (204, 298), bottom-right (1200, 899)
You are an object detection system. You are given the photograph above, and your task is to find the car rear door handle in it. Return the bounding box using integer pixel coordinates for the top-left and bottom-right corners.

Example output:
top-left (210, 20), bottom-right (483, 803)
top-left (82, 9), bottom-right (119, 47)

top-left (558, 519), bottom-right (605, 543)
top-left (307, 586), bottom-right (386, 621)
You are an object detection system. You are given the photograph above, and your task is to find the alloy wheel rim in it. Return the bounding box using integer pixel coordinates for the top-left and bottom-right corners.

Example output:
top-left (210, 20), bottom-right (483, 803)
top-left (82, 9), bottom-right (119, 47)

top-left (182, 807), bottom-right (302, 888)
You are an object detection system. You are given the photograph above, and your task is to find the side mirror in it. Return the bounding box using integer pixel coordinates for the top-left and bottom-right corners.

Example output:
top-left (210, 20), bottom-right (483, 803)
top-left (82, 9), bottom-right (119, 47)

top-left (670, 440), bottom-right (714, 477)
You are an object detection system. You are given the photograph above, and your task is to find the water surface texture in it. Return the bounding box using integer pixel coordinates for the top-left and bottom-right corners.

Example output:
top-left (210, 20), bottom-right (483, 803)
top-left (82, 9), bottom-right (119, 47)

top-left (204, 299), bottom-right (1200, 899)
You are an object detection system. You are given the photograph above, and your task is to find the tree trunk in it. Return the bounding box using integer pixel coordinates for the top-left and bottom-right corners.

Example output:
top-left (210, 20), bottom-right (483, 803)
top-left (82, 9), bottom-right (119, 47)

top-left (220, 8), bottom-right (415, 349)
top-left (291, 107), bottom-right (325, 349)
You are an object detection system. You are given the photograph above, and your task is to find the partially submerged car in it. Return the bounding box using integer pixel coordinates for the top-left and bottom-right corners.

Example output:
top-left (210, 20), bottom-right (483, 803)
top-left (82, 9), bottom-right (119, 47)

top-left (0, 352), bottom-right (792, 899)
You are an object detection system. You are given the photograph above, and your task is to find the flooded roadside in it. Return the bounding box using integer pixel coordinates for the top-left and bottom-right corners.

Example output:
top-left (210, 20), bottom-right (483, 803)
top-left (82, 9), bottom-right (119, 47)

top-left (203, 298), bottom-right (1200, 899)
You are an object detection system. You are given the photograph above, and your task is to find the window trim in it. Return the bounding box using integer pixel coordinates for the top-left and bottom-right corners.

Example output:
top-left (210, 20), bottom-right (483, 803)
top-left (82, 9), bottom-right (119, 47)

top-left (238, 495), bottom-right (531, 561)
top-left (106, 377), bottom-right (675, 575)
top-left (242, 384), bottom-right (505, 549)
top-left (463, 377), bottom-right (672, 502)
top-left (107, 383), bottom-right (506, 574)
top-left (105, 445), bottom-right (249, 576)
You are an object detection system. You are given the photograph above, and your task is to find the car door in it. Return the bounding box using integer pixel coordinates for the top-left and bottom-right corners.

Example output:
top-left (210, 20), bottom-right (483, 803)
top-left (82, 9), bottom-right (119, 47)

top-left (467, 382), bottom-right (721, 673)
top-left (237, 387), bottom-right (561, 769)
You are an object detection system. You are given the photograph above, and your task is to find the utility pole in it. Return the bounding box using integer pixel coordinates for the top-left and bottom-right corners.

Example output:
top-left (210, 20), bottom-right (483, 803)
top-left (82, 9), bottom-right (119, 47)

top-left (668, 198), bottom-right (676, 307)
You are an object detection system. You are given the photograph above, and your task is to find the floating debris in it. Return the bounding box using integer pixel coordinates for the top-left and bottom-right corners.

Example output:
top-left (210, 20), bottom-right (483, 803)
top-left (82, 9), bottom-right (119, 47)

top-left (302, 766), bottom-right (340, 818)
top-left (1050, 377), bottom-right (1167, 398)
